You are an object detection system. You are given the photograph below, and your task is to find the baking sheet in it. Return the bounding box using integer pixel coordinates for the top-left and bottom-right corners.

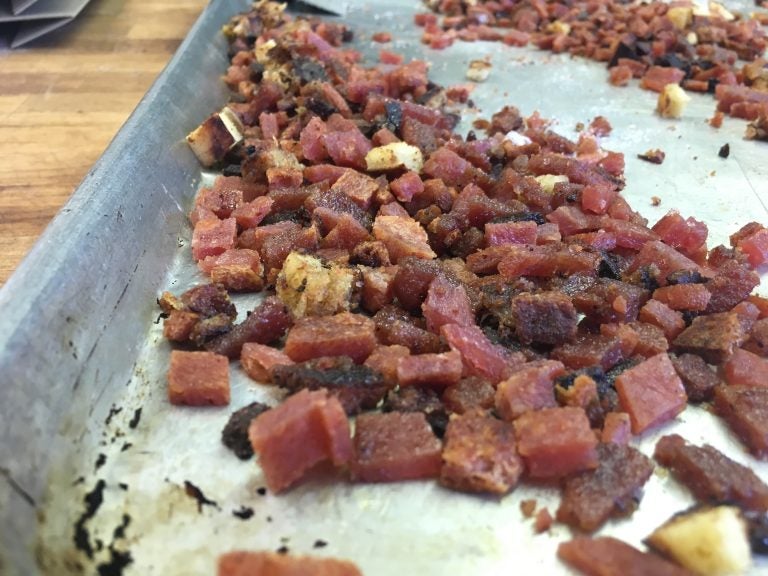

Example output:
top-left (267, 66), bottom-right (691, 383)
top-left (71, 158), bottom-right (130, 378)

top-left (2, 0), bottom-right (768, 574)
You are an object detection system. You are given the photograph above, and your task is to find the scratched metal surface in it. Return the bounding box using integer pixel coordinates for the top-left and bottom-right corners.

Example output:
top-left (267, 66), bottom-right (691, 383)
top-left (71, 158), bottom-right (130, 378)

top-left (2, 0), bottom-right (768, 574)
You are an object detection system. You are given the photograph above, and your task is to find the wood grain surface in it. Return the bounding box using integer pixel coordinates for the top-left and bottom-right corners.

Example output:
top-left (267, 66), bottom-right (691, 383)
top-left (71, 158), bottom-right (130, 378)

top-left (0, 0), bottom-right (208, 286)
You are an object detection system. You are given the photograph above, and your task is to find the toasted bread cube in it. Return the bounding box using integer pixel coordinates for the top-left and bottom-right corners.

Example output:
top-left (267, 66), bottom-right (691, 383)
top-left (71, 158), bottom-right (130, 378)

top-left (186, 107), bottom-right (244, 167)
top-left (276, 252), bottom-right (355, 318)
top-left (646, 506), bottom-right (751, 576)
top-left (365, 142), bottom-right (424, 173)
top-left (657, 84), bottom-right (691, 119)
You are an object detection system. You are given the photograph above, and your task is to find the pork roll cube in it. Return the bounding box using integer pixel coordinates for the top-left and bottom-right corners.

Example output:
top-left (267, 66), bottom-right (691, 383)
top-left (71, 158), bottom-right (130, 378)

top-left (514, 407), bottom-right (598, 479)
top-left (440, 410), bottom-right (523, 495)
top-left (218, 551), bottom-right (361, 576)
top-left (168, 350), bottom-right (230, 406)
top-left (248, 389), bottom-right (352, 493)
top-left (352, 412), bottom-right (442, 482)
top-left (615, 353), bottom-right (687, 434)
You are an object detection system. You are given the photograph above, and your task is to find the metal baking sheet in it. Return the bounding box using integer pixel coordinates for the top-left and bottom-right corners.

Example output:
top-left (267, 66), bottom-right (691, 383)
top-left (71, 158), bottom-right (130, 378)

top-left (1, 0), bottom-right (768, 574)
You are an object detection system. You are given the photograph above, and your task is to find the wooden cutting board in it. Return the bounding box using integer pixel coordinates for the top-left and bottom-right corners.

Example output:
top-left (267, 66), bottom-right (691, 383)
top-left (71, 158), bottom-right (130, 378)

top-left (0, 0), bottom-right (208, 286)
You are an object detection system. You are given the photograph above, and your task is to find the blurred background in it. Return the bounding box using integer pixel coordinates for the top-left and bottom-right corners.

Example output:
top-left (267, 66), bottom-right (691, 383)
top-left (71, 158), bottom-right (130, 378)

top-left (0, 0), bottom-right (208, 286)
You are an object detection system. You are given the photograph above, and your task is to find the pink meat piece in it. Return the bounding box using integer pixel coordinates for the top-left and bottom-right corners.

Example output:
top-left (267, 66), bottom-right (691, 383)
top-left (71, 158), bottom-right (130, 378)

top-left (423, 147), bottom-right (474, 188)
top-left (240, 343), bottom-right (294, 383)
top-left (616, 353), bottom-right (687, 434)
top-left (626, 241), bottom-right (706, 285)
top-left (421, 276), bottom-right (475, 333)
top-left (351, 412), bottom-right (442, 482)
top-left (249, 389), bottom-right (352, 493)
top-left (231, 196), bottom-right (274, 230)
top-left (377, 202), bottom-right (410, 218)
top-left (199, 248), bottom-right (264, 292)
top-left (218, 551), bottom-right (362, 576)
top-left (397, 350), bottom-right (463, 389)
top-left (546, 205), bottom-right (603, 236)
top-left (192, 217), bottom-right (237, 261)
top-left (259, 112), bottom-right (279, 140)
top-left (300, 116), bottom-right (328, 163)
top-left (284, 313), bottom-right (377, 364)
top-left (194, 186), bottom-right (243, 219)
top-left (330, 169), bottom-right (379, 210)
top-left (640, 66), bottom-right (686, 92)
top-left (237, 221), bottom-right (300, 252)
top-left (495, 360), bottom-right (565, 420)
top-left (390, 171), bottom-right (425, 203)
top-left (485, 220), bottom-right (538, 247)
top-left (168, 350), bottom-right (230, 406)
top-left (304, 164), bottom-right (347, 184)
top-left (372, 214), bottom-right (437, 263)
top-left (324, 128), bottom-right (372, 171)
top-left (441, 323), bottom-right (521, 384)
top-left (514, 406), bottom-right (599, 479)
top-left (364, 344), bottom-right (411, 388)
top-left (321, 214), bottom-right (370, 251)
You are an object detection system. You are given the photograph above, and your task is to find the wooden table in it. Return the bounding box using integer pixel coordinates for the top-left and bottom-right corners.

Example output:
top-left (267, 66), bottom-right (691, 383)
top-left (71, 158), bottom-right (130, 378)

top-left (0, 0), bottom-right (208, 286)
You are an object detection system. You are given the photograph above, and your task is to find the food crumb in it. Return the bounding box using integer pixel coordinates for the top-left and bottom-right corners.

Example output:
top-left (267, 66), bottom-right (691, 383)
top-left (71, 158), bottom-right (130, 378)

top-left (232, 506), bottom-right (254, 520)
top-left (719, 143), bottom-right (730, 158)
top-left (637, 149), bottom-right (666, 164)
top-left (710, 170), bottom-right (716, 177)
top-left (534, 507), bottom-right (553, 533)
top-left (520, 499), bottom-right (537, 518)
top-left (710, 111), bottom-right (725, 128)
top-left (257, 487), bottom-right (268, 496)
top-left (467, 59), bottom-right (492, 82)
top-left (183, 480), bottom-right (219, 513)
top-left (313, 539), bottom-right (328, 549)
top-left (371, 32), bottom-right (392, 43)
top-left (276, 545), bottom-right (290, 555)
top-left (472, 118), bottom-right (490, 131)
top-left (651, 196), bottom-right (662, 206)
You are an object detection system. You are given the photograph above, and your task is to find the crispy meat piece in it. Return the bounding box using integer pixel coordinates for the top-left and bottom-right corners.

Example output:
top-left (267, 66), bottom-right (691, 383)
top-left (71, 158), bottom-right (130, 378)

top-left (655, 434), bottom-right (768, 511)
top-left (272, 356), bottom-right (388, 415)
top-left (557, 443), bottom-right (654, 532)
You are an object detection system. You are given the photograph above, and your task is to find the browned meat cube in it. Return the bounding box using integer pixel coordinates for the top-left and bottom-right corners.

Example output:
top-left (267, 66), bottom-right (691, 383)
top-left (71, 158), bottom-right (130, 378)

top-left (364, 345), bottom-right (410, 388)
top-left (284, 312), bottom-right (377, 364)
top-left (440, 410), bottom-right (523, 495)
top-left (397, 350), bottom-right (463, 389)
top-left (373, 305), bottom-right (442, 354)
top-left (442, 377), bottom-right (495, 414)
top-left (557, 443), bottom-right (654, 532)
top-left (670, 353), bottom-right (721, 403)
top-left (627, 321), bottom-right (669, 357)
top-left (704, 260), bottom-right (759, 313)
top-left (514, 407), bottom-right (598, 479)
top-left (206, 296), bottom-right (292, 359)
top-left (572, 278), bottom-right (649, 325)
top-left (673, 311), bottom-right (748, 364)
top-left (352, 412), bottom-right (442, 482)
top-left (655, 434), bottom-right (768, 511)
top-left (714, 386), bottom-right (768, 461)
top-left (551, 334), bottom-right (623, 370)
top-left (744, 317), bottom-right (768, 357)
top-left (509, 291), bottom-right (578, 345)
top-left (495, 360), bottom-right (564, 420)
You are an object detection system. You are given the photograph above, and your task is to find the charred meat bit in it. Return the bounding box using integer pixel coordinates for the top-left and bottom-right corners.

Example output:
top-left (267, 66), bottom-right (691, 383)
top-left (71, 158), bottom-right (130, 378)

top-left (272, 356), bottom-right (388, 415)
top-left (222, 401), bottom-right (270, 460)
